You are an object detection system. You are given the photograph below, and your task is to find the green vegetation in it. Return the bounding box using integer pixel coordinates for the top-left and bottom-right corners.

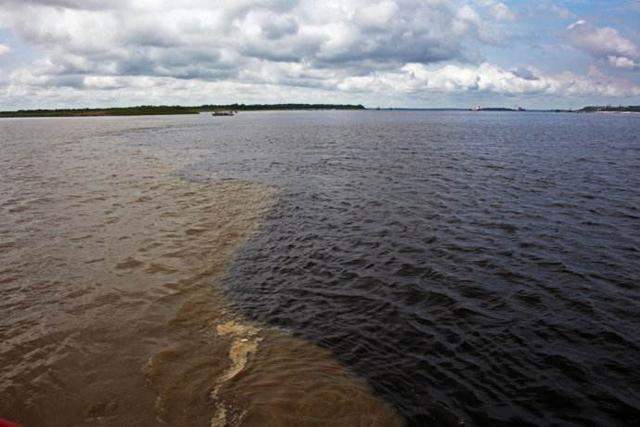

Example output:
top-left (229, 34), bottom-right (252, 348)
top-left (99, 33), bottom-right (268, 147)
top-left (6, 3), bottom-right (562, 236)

top-left (200, 103), bottom-right (365, 111)
top-left (5, 103), bottom-right (639, 117)
top-left (0, 105), bottom-right (199, 117)
top-left (578, 105), bottom-right (640, 113)
top-left (472, 105), bottom-right (640, 113)
top-left (474, 107), bottom-right (518, 112)
top-left (0, 103), bottom-right (366, 118)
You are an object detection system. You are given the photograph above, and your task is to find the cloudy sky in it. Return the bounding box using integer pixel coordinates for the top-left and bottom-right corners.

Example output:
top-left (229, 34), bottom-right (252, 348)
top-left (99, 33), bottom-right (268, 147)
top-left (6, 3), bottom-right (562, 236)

top-left (0, 0), bottom-right (639, 109)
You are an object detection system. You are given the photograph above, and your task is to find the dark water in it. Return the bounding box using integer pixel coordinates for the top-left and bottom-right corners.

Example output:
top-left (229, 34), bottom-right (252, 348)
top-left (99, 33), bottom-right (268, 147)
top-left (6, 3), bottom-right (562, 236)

top-left (139, 111), bottom-right (640, 426)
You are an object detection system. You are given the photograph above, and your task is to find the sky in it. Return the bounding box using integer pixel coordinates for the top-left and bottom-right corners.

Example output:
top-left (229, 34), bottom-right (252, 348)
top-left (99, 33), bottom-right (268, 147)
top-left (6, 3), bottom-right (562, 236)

top-left (0, 0), bottom-right (639, 109)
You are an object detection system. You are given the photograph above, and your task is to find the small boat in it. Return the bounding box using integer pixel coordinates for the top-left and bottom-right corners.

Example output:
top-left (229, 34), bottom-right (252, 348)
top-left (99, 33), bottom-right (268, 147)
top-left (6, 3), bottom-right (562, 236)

top-left (211, 111), bottom-right (235, 116)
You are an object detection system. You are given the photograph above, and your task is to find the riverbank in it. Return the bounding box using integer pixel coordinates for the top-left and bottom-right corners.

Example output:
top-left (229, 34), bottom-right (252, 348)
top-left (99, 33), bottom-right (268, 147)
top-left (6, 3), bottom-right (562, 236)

top-left (0, 104), bottom-right (366, 118)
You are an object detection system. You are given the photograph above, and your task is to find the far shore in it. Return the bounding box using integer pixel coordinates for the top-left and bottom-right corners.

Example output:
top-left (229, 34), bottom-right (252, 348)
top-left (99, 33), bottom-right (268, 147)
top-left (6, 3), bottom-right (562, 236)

top-left (1, 104), bottom-right (638, 118)
top-left (0, 104), bottom-right (365, 118)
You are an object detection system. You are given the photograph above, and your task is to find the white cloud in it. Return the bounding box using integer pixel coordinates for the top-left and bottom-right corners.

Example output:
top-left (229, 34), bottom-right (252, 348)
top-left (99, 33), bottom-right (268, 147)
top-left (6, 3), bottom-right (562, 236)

top-left (354, 0), bottom-right (399, 29)
top-left (477, 0), bottom-right (515, 21)
top-left (0, 0), bottom-right (492, 74)
top-left (567, 20), bottom-right (587, 30)
top-left (608, 55), bottom-right (637, 69)
top-left (0, 44), bottom-right (10, 55)
top-left (337, 62), bottom-right (640, 97)
top-left (0, 1), bottom-right (639, 108)
top-left (0, 0), bottom-right (509, 100)
top-left (567, 20), bottom-right (639, 69)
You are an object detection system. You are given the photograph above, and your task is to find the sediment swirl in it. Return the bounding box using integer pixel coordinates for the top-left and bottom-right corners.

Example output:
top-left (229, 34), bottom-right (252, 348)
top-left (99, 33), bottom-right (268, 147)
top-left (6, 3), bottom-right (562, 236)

top-left (0, 118), bottom-right (401, 426)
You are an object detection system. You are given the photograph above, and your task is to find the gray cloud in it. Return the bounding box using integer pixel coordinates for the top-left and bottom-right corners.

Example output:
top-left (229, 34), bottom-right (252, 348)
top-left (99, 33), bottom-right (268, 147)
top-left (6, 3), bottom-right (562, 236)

top-left (0, 0), bottom-right (125, 10)
top-left (511, 67), bottom-right (538, 81)
top-left (0, 0), bottom-right (491, 80)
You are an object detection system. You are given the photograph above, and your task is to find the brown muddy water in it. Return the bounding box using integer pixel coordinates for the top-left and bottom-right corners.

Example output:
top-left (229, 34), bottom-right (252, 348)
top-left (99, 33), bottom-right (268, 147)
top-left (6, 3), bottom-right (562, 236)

top-left (0, 118), bottom-right (401, 426)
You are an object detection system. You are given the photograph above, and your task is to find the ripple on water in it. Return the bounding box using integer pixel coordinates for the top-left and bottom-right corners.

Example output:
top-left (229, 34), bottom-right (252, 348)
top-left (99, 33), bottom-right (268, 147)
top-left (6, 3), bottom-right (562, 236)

top-left (180, 111), bottom-right (640, 426)
top-left (3, 112), bottom-right (640, 425)
top-left (0, 118), bottom-right (401, 427)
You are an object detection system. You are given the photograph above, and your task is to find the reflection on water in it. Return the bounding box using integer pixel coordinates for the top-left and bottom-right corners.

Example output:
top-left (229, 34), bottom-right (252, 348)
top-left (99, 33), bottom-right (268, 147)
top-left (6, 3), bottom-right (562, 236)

top-left (0, 118), bottom-right (400, 426)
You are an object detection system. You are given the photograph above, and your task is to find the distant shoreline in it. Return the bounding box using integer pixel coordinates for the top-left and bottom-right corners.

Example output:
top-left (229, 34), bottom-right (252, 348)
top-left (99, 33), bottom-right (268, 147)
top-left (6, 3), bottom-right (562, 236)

top-left (0, 104), bottom-right (365, 118)
top-left (576, 106), bottom-right (640, 113)
top-left (376, 106), bottom-right (639, 113)
top-left (1, 104), bottom-right (638, 118)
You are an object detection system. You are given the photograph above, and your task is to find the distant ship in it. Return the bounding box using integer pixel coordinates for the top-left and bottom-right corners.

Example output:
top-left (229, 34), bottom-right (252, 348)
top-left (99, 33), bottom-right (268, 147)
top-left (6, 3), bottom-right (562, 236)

top-left (211, 111), bottom-right (235, 116)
